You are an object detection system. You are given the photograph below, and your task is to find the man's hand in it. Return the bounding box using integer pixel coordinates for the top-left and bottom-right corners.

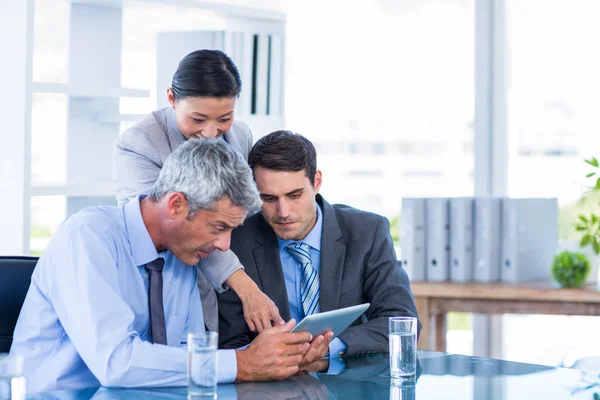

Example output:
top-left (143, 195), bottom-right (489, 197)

top-left (240, 288), bottom-right (284, 332)
top-left (235, 374), bottom-right (329, 400)
top-left (236, 319), bottom-right (312, 381)
top-left (300, 358), bottom-right (330, 373)
top-left (290, 374), bottom-right (330, 399)
top-left (300, 330), bottom-right (334, 367)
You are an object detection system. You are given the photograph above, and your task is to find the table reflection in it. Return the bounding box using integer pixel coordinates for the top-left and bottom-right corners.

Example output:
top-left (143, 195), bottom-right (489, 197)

top-left (27, 351), bottom-right (597, 400)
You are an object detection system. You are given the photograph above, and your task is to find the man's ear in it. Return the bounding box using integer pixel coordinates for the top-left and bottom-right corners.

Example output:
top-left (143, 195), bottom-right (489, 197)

top-left (313, 170), bottom-right (323, 193)
top-left (165, 192), bottom-right (188, 219)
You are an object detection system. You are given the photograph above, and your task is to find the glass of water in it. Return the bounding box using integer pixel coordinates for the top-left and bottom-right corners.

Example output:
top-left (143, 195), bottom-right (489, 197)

top-left (187, 332), bottom-right (218, 398)
top-left (389, 377), bottom-right (416, 400)
top-left (389, 317), bottom-right (418, 378)
top-left (0, 354), bottom-right (25, 400)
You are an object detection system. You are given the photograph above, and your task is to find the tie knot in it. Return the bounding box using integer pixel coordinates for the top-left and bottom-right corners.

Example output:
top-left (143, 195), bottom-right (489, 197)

top-left (286, 242), bottom-right (312, 265)
top-left (146, 257), bottom-right (165, 272)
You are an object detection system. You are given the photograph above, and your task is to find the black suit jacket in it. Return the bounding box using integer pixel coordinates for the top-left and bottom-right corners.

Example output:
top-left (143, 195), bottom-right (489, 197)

top-left (219, 194), bottom-right (421, 355)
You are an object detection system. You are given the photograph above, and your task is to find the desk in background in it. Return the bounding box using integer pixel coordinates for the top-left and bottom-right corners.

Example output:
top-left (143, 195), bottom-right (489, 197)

top-left (412, 281), bottom-right (600, 352)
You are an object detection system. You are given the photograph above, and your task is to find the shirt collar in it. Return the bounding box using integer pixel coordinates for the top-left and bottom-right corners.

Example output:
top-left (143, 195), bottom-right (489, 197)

top-left (277, 202), bottom-right (323, 252)
top-left (124, 195), bottom-right (160, 267)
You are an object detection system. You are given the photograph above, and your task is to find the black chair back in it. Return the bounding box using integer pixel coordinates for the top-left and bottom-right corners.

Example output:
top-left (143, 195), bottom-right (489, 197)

top-left (0, 256), bottom-right (38, 353)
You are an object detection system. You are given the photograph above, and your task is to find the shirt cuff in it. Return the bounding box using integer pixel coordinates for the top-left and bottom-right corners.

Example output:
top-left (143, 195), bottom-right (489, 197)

top-left (328, 337), bottom-right (347, 358)
top-left (217, 349), bottom-right (238, 383)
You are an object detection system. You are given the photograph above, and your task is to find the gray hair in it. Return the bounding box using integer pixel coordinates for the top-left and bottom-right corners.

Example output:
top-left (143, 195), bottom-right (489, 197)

top-left (149, 138), bottom-right (262, 217)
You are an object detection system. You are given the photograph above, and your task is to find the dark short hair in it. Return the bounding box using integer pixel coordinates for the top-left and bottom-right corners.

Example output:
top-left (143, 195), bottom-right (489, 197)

top-left (248, 130), bottom-right (317, 186)
top-left (171, 49), bottom-right (242, 100)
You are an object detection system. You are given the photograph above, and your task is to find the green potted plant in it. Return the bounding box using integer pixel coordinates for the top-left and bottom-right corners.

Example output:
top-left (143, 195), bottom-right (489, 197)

top-left (551, 251), bottom-right (590, 288)
top-left (573, 157), bottom-right (600, 284)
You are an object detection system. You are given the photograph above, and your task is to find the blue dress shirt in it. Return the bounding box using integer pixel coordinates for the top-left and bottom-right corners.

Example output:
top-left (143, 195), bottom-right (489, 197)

top-left (276, 204), bottom-right (347, 357)
top-left (10, 196), bottom-right (237, 394)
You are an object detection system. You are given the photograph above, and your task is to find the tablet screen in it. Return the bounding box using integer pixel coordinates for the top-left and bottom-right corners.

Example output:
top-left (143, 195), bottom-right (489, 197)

top-left (290, 303), bottom-right (370, 337)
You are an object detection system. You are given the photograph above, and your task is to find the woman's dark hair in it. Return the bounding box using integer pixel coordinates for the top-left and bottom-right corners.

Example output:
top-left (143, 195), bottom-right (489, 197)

top-left (248, 130), bottom-right (317, 186)
top-left (171, 49), bottom-right (242, 100)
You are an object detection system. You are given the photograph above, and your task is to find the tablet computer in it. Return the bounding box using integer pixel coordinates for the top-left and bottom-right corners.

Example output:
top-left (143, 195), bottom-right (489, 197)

top-left (290, 303), bottom-right (370, 337)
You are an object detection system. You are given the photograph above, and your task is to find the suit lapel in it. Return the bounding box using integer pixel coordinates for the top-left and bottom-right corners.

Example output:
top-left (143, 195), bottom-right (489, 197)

top-left (253, 218), bottom-right (292, 321)
top-left (318, 195), bottom-right (346, 312)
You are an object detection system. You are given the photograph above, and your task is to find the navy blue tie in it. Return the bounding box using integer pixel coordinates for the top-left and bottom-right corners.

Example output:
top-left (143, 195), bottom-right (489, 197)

top-left (146, 257), bottom-right (167, 345)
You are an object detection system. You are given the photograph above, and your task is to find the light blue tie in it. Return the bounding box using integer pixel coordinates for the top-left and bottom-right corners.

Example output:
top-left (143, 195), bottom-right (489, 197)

top-left (287, 242), bottom-right (320, 316)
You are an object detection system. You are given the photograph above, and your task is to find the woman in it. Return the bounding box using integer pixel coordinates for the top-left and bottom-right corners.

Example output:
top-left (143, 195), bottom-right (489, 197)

top-left (114, 49), bottom-right (282, 333)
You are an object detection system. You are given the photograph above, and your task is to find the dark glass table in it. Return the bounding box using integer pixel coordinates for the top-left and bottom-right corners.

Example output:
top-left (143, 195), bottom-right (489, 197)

top-left (28, 351), bottom-right (599, 399)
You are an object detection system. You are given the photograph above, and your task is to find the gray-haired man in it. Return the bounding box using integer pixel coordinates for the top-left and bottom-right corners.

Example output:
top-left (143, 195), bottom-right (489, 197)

top-left (11, 139), bottom-right (312, 394)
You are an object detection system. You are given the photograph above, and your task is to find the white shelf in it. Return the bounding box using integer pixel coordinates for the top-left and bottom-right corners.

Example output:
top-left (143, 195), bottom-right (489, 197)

top-left (71, 0), bottom-right (123, 9)
top-left (70, 0), bottom-right (287, 21)
top-left (30, 183), bottom-right (116, 197)
top-left (32, 82), bottom-right (150, 98)
top-left (97, 113), bottom-right (147, 123)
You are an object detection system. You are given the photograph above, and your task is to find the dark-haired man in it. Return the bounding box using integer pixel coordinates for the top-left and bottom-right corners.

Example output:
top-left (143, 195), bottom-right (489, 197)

top-left (219, 131), bottom-right (420, 361)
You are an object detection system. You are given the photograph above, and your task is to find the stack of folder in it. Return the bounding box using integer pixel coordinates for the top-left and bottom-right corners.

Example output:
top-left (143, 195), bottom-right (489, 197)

top-left (399, 197), bottom-right (558, 283)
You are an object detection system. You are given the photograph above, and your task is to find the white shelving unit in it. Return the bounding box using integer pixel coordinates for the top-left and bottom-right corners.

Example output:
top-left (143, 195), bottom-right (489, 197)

top-left (1, 0), bottom-right (286, 256)
top-left (29, 183), bottom-right (117, 197)
top-left (0, 1), bottom-right (33, 256)
top-left (98, 114), bottom-right (148, 123)
top-left (31, 82), bottom-right (150, 98)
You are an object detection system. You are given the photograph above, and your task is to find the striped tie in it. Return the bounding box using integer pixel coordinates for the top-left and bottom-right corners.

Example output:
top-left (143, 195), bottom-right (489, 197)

top-left (287, 242), bottom-right (320, 316)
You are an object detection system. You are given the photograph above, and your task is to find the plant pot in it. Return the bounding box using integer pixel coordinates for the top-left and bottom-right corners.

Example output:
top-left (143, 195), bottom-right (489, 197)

top-left (557, 239), bottom-right (600, 286)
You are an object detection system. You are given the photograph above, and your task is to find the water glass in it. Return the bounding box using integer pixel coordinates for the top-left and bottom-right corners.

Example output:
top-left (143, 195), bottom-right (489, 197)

top-left (389, 317), bottom-right (417, 378)
top-left (0, 354), bottom-right (25, 400)
top-left (187, 332), bottom-right (218, 398)
top-left (389, 377), bottom-right (416, 400)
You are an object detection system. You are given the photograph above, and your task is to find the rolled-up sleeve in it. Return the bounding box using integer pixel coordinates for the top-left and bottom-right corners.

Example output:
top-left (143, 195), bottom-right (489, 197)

top-left (199, 250), bottom-right (244, 293)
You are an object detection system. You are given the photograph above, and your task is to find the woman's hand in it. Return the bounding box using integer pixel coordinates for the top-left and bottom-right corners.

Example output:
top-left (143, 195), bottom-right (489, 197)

top-left (227, 269), bottom-right (284, 332)
top-left (240, 288), bottom-right (284, 332)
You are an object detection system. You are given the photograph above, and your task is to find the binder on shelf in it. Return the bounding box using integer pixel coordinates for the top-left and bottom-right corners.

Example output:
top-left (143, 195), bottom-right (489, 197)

top-left (400, 198), bottom-right (426, 281)
top-left (473, 197), bottom-right (502, 283)
top-left (500, 198), bottom-right (558, 283)
top-left (449, 197), bottom-right (475, 283)
top-left (425, 198), bottom-right (450, 282)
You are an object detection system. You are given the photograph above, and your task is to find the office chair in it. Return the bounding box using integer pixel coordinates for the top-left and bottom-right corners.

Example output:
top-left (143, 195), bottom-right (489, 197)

top-left (0, 256), bottom-right (38, 353)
